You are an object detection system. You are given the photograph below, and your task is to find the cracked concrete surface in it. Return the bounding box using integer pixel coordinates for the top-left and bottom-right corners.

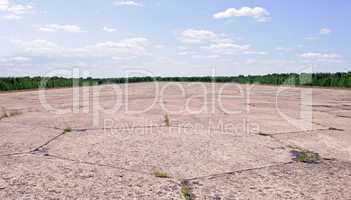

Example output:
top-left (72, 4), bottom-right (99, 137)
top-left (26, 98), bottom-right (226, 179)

top-left (188, 160), bottom-right (351, 200)
top-left (45, 128), bottom-right (292, 179)
top-left (0, 155), bottom-right (180, 200)
top-left (0, 83), bottom-right (351, 199)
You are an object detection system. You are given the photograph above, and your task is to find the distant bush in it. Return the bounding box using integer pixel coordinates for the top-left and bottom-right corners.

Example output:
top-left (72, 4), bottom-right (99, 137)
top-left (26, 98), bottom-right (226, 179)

top-left (1, 72), bottom-right (350, 91)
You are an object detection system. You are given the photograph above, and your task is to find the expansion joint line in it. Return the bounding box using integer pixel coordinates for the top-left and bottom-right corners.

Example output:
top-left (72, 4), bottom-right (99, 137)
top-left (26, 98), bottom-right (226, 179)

top-left (184, 161), bottom-right (294, 181)
top-left (0, 129), bottom-right (67, 157)
top-left (31, 131), bottom-right (67, 152)
top-left (37, 154), bottom-right (158, 177)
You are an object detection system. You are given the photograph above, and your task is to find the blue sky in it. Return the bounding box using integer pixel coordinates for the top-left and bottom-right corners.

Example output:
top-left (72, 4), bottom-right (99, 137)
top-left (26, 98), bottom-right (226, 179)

top-left (0, 0), bottom-right (350, 77)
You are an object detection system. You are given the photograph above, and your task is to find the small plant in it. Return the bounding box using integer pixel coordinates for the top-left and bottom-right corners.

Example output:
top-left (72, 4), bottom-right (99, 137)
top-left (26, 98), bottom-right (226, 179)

top-left (164, 114), bottom-right (170, 127)
top-left (258, 132), bottom-right (270, 137)
top-left (290, 147), bottom-right (320, 163)
top-left (153, 170), bottom-right (170, 178)
top-left (0, 107), bottom-right (6, 119)
top-left (63, 127), bottom-right (72, 133)
top-left (180, 180), bottom-right (193, 200)
top-left (329, 127), bottom-right (344, 131)
top-left (0, 108), bottom-right (22, 120)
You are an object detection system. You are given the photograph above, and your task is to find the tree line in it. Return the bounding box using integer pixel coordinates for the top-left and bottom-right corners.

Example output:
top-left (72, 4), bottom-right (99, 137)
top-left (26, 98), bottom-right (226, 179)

top-left (0, 72), bottom-right (350, 91)
top-left (0, 77), bottom-right (98, 91)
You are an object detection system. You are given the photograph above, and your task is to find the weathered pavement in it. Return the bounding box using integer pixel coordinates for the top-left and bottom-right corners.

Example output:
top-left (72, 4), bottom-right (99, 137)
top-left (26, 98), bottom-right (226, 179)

top-left (0, 83), bottom-right (350, 199)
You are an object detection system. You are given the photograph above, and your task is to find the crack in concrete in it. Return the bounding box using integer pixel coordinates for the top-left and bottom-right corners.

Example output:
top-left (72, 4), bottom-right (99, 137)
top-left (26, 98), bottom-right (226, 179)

top-left (70, 125), bottom-right (168, 132)
top-left (31, 132), bottom-right (67, 153)
top-left (337, 115), bottom-right (351, 119)
top-left (258, 128), bottom-right (336, 137)
top-left (0, 152), bottom-right (30, 157)
top-left (0, 118), bottom-right (344, 189)
top-left (184, 161), bottom-right (295, 181)
top-left (0, 130), bottom-right (67, 157)
top-left (1, 122), bottom-right (332, 159)
top-left (257, 130), bottom-right (342, 163)
top-left (38, 153), bottom-right (152, 177)
top-left (0, 121), bottom-right (63, 131)
top-left (2, 118), bottom-right (337, 139)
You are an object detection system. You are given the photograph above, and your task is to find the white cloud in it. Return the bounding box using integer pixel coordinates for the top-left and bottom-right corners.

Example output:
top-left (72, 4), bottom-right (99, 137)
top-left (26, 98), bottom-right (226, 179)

top-left (320, 28), bottom-right (332, 35)
top-left (304, 28), bottom-right (332, 40)
top-left (103, 27), bottom-right (117, 32)
top-left (2, 14), bottom-right (21, 20)
top-left (300, 53), bottom-right (341, 62)
top-left (207, 42), bottom-right (248, 51)
top-left (0, 56), bottom-right (30, 63)
top-left (38, 27), bottom-right (56, 32)
top-left (0, 0), bottom-right (9, 10)
top-left (12, 39), bottom-right (64, 56)
top-left (154, 44), bottom-right (165, 49)
top-left (179, 29), bottom-right (264, 57)
top-left (204, 42), bottom-right (250, 55)
top-left (37, 24), bottom-right (83, 33)
top-left (11, 38), bottom-right (151, 58)
top-left (275, 47), bottom-right (294, 52)
top-left (0, 0), bottom-right (33, 15)
top-left (7, 4), bottom-right (33, 14)
top-left (244, 50), bottom-right (267, 55)
top-left (85, 38), bottom-right (150, 57)
top-left (213, 7), bottom-right (270, 22)
top-left (113, 1), bottom-right (142, 7)
top-left (178, 50), bottom-right (197, 56)
top-left (179, 29), bottom-right (218, 44)
top-left (112, 56), bottom-right (137, 61)
top-left (304, 36), bottom-right (319, 41)
top-left (11, 56), bottom-right (30, 62)
top-left (207, 55), bottom-right (220, 59)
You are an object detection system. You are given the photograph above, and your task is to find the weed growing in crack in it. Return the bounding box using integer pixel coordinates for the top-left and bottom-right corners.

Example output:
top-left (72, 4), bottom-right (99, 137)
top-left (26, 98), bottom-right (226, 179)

top-left (290, 146), bottom-right (320, 163)
top-left (329, 127), bottom-right (344, 131)
top-left (0, 107), bottom-right (6, 120)
top-left (180, 180), bottom-right (193, 200)
top-left (32, 147), bottom-right (49, 156)
top-left (153, 170), bottom-right (170, 178)
top-left (258, 132), bottom-right (271, 137)
top-left (164, 114), bottom-right (170, 127)
top-left (63, 127), bottom-right (72, 133)
top-left (0, 108), bottom-right (22, 120)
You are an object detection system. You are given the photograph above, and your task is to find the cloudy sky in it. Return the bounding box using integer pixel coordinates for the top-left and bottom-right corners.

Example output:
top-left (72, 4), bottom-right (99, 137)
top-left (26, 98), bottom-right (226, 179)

top-left (0, 0), bottom-right (350, 77)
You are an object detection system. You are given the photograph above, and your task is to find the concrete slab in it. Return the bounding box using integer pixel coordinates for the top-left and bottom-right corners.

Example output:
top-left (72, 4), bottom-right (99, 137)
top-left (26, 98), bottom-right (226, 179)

top-left (0, 122), bottom-right (62, 155)
top-left (275, 130), bottom-right (351, 162)
top-left (2, 111), bottom-right (163, 130)
top-left (313, 111), bottom-right (351, 131)
top-left (46, 128), bottom-right (292, 179)
top-left (189, 160), bottom-right (351, 200)
top-left (0, 83), bottom-right (350, 199)
top-left (0, 155), bottom-right (180, 200)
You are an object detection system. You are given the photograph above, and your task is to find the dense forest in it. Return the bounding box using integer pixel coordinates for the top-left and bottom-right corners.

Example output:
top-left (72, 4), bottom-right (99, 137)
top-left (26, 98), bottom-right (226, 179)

top-left (0, 72), bottom-right (350, 91)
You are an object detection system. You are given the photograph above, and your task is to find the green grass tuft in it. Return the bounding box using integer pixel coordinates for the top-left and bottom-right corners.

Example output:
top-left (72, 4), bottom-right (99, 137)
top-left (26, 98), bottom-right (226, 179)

top-left (153, 170), bottom-right (170, 178)
top-left (63, 127), bottom-right (72, 133)
top-left (180, 180), bottom-right (193, 200)
top-left (290, 147), bottom-right (320, 163)
top-left (0, 108), bottom-right (22, 120)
